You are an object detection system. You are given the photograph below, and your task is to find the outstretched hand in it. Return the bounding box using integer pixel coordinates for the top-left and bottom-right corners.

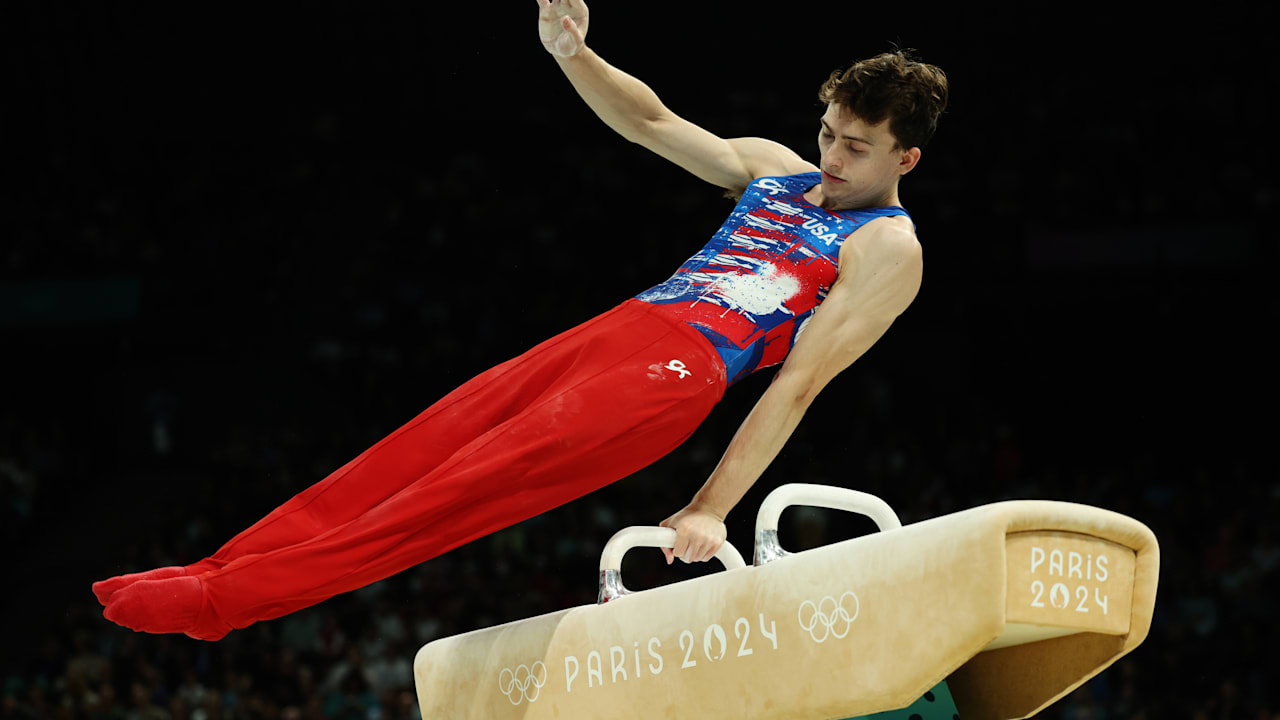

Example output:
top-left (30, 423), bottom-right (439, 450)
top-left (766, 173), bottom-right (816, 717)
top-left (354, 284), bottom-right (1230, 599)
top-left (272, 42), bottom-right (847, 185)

top-left (535, 0), bottom-right (589, 58)
top-left (659, 505), bottom-right (727, 565)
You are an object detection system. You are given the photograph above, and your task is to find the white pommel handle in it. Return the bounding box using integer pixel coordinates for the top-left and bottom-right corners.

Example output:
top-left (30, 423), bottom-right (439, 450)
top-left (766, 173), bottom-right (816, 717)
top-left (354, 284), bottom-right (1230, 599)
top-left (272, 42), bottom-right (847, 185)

top-left (599, 527), bottom-right (747, 572)
top-left (755, 483), bottom-right (902, 535)
top-left (598, 527), bottom-right (747, 604)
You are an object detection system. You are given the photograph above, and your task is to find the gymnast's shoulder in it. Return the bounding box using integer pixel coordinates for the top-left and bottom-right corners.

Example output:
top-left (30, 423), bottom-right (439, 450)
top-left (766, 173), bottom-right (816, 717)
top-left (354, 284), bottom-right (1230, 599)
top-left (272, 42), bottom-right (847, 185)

top-left (831, 217), bottom-right (922, 321)
top-left (725, 137), bottom-right (817, 179)
top-left (840, 215), bottom-right (921, 271)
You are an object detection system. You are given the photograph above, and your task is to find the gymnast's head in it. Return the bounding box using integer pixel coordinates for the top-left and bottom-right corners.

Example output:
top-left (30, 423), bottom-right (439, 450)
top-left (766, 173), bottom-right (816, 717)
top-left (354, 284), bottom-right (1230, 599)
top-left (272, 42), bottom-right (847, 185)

top-left (814, 49), bottom-right (949, 208)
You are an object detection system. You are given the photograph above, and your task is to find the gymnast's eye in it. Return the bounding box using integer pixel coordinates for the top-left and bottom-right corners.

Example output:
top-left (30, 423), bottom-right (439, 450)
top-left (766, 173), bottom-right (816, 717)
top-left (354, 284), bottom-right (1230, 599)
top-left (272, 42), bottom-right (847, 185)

top-left (820, 128), bottom-right (834, 140)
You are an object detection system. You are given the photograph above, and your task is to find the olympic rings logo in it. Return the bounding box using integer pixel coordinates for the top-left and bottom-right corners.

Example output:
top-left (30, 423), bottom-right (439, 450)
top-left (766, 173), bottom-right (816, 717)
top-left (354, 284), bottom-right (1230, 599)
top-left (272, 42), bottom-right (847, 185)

top-left (797, 591), bottom-right (860, 643)
top-left (498, 662), bottom-right (547, 705)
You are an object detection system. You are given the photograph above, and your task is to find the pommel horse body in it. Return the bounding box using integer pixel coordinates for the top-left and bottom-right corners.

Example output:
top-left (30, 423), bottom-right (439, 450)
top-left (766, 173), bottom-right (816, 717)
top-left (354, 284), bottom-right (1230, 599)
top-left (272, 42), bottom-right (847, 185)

top-left (413, 484), bottom-right (1159, 719)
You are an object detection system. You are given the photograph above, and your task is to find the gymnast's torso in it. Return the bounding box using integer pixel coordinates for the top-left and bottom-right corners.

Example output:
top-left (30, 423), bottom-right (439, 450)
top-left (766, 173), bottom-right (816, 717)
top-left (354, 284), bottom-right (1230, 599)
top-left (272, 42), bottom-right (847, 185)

top-left (635, 171), bottom-right (912, 387)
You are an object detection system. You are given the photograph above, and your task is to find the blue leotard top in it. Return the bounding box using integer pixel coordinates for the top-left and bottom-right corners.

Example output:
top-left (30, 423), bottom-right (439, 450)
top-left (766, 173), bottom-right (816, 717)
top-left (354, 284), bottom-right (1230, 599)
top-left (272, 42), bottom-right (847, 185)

top-left (635, 172), bottom-right (911, 387)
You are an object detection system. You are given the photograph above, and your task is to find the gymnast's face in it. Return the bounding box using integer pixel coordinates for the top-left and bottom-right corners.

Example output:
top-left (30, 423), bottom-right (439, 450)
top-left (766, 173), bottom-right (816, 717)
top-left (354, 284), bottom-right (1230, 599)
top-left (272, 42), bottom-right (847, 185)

top-left (816, 104), bottom-right (921, 209)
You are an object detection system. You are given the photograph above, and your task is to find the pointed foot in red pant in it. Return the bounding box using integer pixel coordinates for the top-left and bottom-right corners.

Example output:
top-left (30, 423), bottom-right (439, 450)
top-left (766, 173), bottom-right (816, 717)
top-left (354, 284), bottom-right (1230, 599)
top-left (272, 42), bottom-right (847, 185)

top-left (102, 576), bottom-right (204, 635)
top-left (92, 566), bottom-right (189, 606)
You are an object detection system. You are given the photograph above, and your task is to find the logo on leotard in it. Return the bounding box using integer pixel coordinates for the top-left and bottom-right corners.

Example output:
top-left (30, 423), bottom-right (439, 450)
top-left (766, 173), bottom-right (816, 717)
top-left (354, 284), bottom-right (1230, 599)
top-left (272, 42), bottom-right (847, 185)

top-left (665, 360), bottom-right (691, 379)
top-left (757, 177), bottom-right (786, 196)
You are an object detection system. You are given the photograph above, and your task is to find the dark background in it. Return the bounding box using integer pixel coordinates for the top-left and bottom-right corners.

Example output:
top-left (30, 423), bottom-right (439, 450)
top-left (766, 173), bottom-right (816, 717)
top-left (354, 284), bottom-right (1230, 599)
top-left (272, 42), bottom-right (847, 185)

top-left (2, 3), bottom-right (1276, 719)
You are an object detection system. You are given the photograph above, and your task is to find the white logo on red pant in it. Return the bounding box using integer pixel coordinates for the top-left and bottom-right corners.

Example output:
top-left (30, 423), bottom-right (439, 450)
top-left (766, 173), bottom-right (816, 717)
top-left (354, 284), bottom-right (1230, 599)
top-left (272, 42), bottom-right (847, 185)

top-left (664, 360), bottom-right (691, 379)
top-left (647, 359), bottom-right (692, 381)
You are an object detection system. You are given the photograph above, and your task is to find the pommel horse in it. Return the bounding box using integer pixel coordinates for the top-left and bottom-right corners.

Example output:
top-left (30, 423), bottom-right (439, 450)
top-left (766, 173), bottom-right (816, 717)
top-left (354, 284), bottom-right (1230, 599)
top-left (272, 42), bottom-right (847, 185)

top-left (413, 484), bottom-right (1159, 719)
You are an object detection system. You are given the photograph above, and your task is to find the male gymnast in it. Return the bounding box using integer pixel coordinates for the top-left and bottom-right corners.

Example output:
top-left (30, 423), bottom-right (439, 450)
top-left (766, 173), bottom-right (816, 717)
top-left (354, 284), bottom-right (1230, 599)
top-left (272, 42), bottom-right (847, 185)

top-left (94, 0), bottom-right (947, 640)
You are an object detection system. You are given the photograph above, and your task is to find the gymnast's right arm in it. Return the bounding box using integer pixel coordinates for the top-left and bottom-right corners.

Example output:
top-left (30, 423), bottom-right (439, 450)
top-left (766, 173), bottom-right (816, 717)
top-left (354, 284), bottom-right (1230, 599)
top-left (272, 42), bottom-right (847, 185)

top-left (535, 0), bottom-right (813, 193)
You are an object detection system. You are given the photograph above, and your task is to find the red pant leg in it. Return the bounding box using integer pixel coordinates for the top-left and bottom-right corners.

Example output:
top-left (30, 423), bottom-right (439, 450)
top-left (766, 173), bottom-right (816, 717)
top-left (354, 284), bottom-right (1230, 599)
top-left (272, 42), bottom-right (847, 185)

top-left (189, 301), bottom-right (726, 638)
top-left (188, 303), bottom-right (634, 574)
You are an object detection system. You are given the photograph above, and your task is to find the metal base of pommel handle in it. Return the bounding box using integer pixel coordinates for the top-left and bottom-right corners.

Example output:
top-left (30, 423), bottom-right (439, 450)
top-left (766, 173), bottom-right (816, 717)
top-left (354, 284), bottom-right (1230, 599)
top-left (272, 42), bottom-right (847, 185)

top-left (753, 483), bottom-right (903, 567)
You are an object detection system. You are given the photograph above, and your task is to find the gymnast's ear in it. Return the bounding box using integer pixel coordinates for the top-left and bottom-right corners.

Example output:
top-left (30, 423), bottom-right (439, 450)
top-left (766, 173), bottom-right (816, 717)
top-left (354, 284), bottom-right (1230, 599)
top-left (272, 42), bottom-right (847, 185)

top-left (897, 146), bottom-right (922, 175)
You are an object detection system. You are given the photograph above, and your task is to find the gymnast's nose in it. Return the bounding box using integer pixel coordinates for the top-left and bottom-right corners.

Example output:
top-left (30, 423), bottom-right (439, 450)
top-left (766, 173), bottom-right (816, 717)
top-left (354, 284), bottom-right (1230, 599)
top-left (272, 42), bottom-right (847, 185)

top-left (822, 148), bottom-right (843, 172)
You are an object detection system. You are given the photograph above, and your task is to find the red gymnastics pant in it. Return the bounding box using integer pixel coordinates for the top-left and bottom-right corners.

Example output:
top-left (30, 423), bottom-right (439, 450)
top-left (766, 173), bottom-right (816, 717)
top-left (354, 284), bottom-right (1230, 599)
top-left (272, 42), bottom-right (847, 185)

top-left (180, 299), bottom-right (727, 639)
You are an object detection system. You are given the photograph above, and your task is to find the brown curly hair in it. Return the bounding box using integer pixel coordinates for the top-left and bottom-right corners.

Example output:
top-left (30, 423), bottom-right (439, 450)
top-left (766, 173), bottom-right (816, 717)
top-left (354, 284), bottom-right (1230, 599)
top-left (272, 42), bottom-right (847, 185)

top-left (817, 49), bottom-right (949, 150)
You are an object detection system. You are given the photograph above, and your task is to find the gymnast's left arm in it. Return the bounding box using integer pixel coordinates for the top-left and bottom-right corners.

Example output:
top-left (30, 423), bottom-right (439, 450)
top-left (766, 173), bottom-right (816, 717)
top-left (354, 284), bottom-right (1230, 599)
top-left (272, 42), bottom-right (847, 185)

top-left (660, 221), bottom-right (923, 564)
